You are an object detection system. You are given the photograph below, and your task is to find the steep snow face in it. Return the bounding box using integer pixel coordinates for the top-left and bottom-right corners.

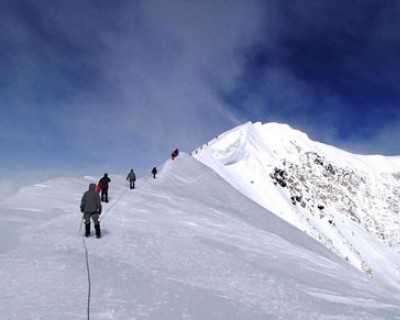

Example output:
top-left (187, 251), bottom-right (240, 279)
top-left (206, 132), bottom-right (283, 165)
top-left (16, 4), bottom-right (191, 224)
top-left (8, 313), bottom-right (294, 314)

top-left (194, 122), bottom-right (400, 280)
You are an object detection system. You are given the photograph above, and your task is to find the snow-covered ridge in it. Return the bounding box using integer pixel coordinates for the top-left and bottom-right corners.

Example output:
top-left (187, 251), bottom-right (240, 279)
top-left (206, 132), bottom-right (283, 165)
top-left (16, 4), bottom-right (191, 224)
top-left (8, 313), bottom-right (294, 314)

top-left (1, 153), bottom-right (400, 318)
top-left (194, 122), bottom-right (400, 279)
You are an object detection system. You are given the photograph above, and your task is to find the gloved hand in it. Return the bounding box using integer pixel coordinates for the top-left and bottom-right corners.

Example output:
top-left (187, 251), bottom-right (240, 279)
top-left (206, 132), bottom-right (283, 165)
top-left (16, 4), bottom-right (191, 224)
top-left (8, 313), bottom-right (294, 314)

top-left (80, 206), bottom-right (84, 213)
top-left (98, 207), bottom-right (102, 215)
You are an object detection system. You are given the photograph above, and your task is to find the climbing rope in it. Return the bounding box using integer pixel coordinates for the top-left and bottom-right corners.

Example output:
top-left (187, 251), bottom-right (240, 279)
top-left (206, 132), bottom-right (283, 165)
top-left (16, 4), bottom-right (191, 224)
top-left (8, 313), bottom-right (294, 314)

top-left (99, 187), bottom-right (129, 221)
top-left (82, 236), bottom-right (91, 320)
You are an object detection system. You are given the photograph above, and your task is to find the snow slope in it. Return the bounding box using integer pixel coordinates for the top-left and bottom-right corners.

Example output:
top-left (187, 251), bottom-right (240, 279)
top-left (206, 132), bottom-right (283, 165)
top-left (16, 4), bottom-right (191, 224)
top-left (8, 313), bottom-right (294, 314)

top-left (194, 122), bottom-right (400, 282)
top-left (1, 154), bottom-right (399, 319)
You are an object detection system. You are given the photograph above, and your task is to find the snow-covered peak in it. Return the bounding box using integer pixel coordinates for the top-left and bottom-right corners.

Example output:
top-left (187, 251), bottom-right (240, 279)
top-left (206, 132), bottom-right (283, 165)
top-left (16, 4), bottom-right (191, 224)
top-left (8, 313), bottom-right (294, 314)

top-left (194, 122), bottom-right (400, 280)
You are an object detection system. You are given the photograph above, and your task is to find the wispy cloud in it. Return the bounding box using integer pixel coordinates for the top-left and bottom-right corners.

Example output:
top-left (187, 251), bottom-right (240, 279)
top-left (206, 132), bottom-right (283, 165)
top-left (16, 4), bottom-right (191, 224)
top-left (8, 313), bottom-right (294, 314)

top-left (1, 0), bottom-right (265, 176)
top-left (1, 0), bottom-right (399, 195)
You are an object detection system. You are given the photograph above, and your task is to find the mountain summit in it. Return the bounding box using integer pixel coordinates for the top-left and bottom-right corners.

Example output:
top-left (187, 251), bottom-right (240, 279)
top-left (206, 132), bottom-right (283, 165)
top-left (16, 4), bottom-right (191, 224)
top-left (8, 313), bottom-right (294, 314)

top-left (194, 122), bottom-right (400, 282)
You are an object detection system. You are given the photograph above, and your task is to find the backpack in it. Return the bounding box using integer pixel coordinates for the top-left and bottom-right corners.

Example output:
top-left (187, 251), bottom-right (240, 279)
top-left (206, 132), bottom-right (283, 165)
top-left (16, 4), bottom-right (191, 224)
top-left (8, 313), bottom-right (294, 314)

top-left (96, 182), bottom-right (102, 193)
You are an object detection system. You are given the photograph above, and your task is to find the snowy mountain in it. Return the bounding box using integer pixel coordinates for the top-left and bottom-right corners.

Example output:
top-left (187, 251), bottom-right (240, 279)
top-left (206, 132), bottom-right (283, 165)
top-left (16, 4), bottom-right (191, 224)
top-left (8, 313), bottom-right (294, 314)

top-left (194, 121), bottom-right (400, 283)
top-left (1, 124), bottom-right (400, 319)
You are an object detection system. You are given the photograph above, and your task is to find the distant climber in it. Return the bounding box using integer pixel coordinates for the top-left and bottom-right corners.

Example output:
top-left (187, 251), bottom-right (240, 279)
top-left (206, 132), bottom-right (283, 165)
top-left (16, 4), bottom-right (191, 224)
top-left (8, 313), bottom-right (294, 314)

top-left (99, 173), bottom-right (111, 202)
top-left (126, 169), bottom-right (136, 189)
top-left (80, 183), bottom-right (102, 238)
top-left (151, 167), bottom-right (157, 179)
top-left (171, 148), bottom-right (179, 160)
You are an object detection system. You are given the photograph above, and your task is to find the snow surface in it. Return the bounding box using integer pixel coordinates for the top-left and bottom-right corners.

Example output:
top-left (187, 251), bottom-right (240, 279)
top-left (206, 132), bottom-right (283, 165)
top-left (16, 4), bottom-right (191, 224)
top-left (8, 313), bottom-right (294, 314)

top-left (1, 153), bottom-right (400, 319)
top-left (194, 122), bottom-right (400, 287)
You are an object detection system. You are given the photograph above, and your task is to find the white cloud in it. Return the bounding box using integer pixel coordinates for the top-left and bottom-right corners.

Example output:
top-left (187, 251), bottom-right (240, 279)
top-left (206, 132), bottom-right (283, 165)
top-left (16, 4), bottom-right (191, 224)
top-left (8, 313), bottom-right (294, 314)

top-left (89, 0), bottom-right (264, 146)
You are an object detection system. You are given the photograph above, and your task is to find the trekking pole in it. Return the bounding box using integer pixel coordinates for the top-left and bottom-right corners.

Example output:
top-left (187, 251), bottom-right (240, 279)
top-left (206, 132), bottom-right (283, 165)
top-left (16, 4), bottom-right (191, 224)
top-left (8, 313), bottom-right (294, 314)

top-left (79, 217), bottom-right (84, 232)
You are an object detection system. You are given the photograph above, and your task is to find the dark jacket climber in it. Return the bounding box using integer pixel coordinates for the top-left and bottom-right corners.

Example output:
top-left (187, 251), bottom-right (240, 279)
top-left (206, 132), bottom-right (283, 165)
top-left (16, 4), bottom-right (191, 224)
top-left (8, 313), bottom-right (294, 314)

top-left (126, 169), bottom-right (136, 189)
top-left (99, 173), bottom-right (111, 202)
top-left (171, 148), bottom-right (179, 160)
top-left (151, 167), bottom-right (157, 179)
top-left (80, 183), bottom-right (102, 238)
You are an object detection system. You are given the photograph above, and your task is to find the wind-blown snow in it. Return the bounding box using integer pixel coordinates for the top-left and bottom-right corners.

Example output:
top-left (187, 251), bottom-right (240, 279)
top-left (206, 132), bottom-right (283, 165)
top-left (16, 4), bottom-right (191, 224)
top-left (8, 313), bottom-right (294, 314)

top-left (0, 153), bottom-right (399, 319)
top-left (194, 122), bottom-right (400, 284)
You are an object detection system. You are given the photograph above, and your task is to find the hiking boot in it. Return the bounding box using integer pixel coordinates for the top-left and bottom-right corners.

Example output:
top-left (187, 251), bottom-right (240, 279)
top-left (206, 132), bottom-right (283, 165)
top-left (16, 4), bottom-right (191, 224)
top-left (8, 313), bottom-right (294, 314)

top-left (95, 224), bottom-right (101, 238)
top-left (85, 224), bottom-right (90, 237)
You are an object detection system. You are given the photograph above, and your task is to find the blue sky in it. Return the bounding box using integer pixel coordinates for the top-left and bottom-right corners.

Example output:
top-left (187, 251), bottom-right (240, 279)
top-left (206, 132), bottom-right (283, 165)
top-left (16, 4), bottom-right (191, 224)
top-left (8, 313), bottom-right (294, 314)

top-left (1, 0), bottom-right (400, 195)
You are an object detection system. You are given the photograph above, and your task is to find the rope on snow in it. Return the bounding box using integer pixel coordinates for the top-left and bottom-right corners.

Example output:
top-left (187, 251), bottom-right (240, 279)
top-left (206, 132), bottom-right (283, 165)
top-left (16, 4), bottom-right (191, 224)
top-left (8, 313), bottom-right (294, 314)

top-left (82, 236), bottom-right (91, 320)
top-left (99, 187), bottom-right (129, 221)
